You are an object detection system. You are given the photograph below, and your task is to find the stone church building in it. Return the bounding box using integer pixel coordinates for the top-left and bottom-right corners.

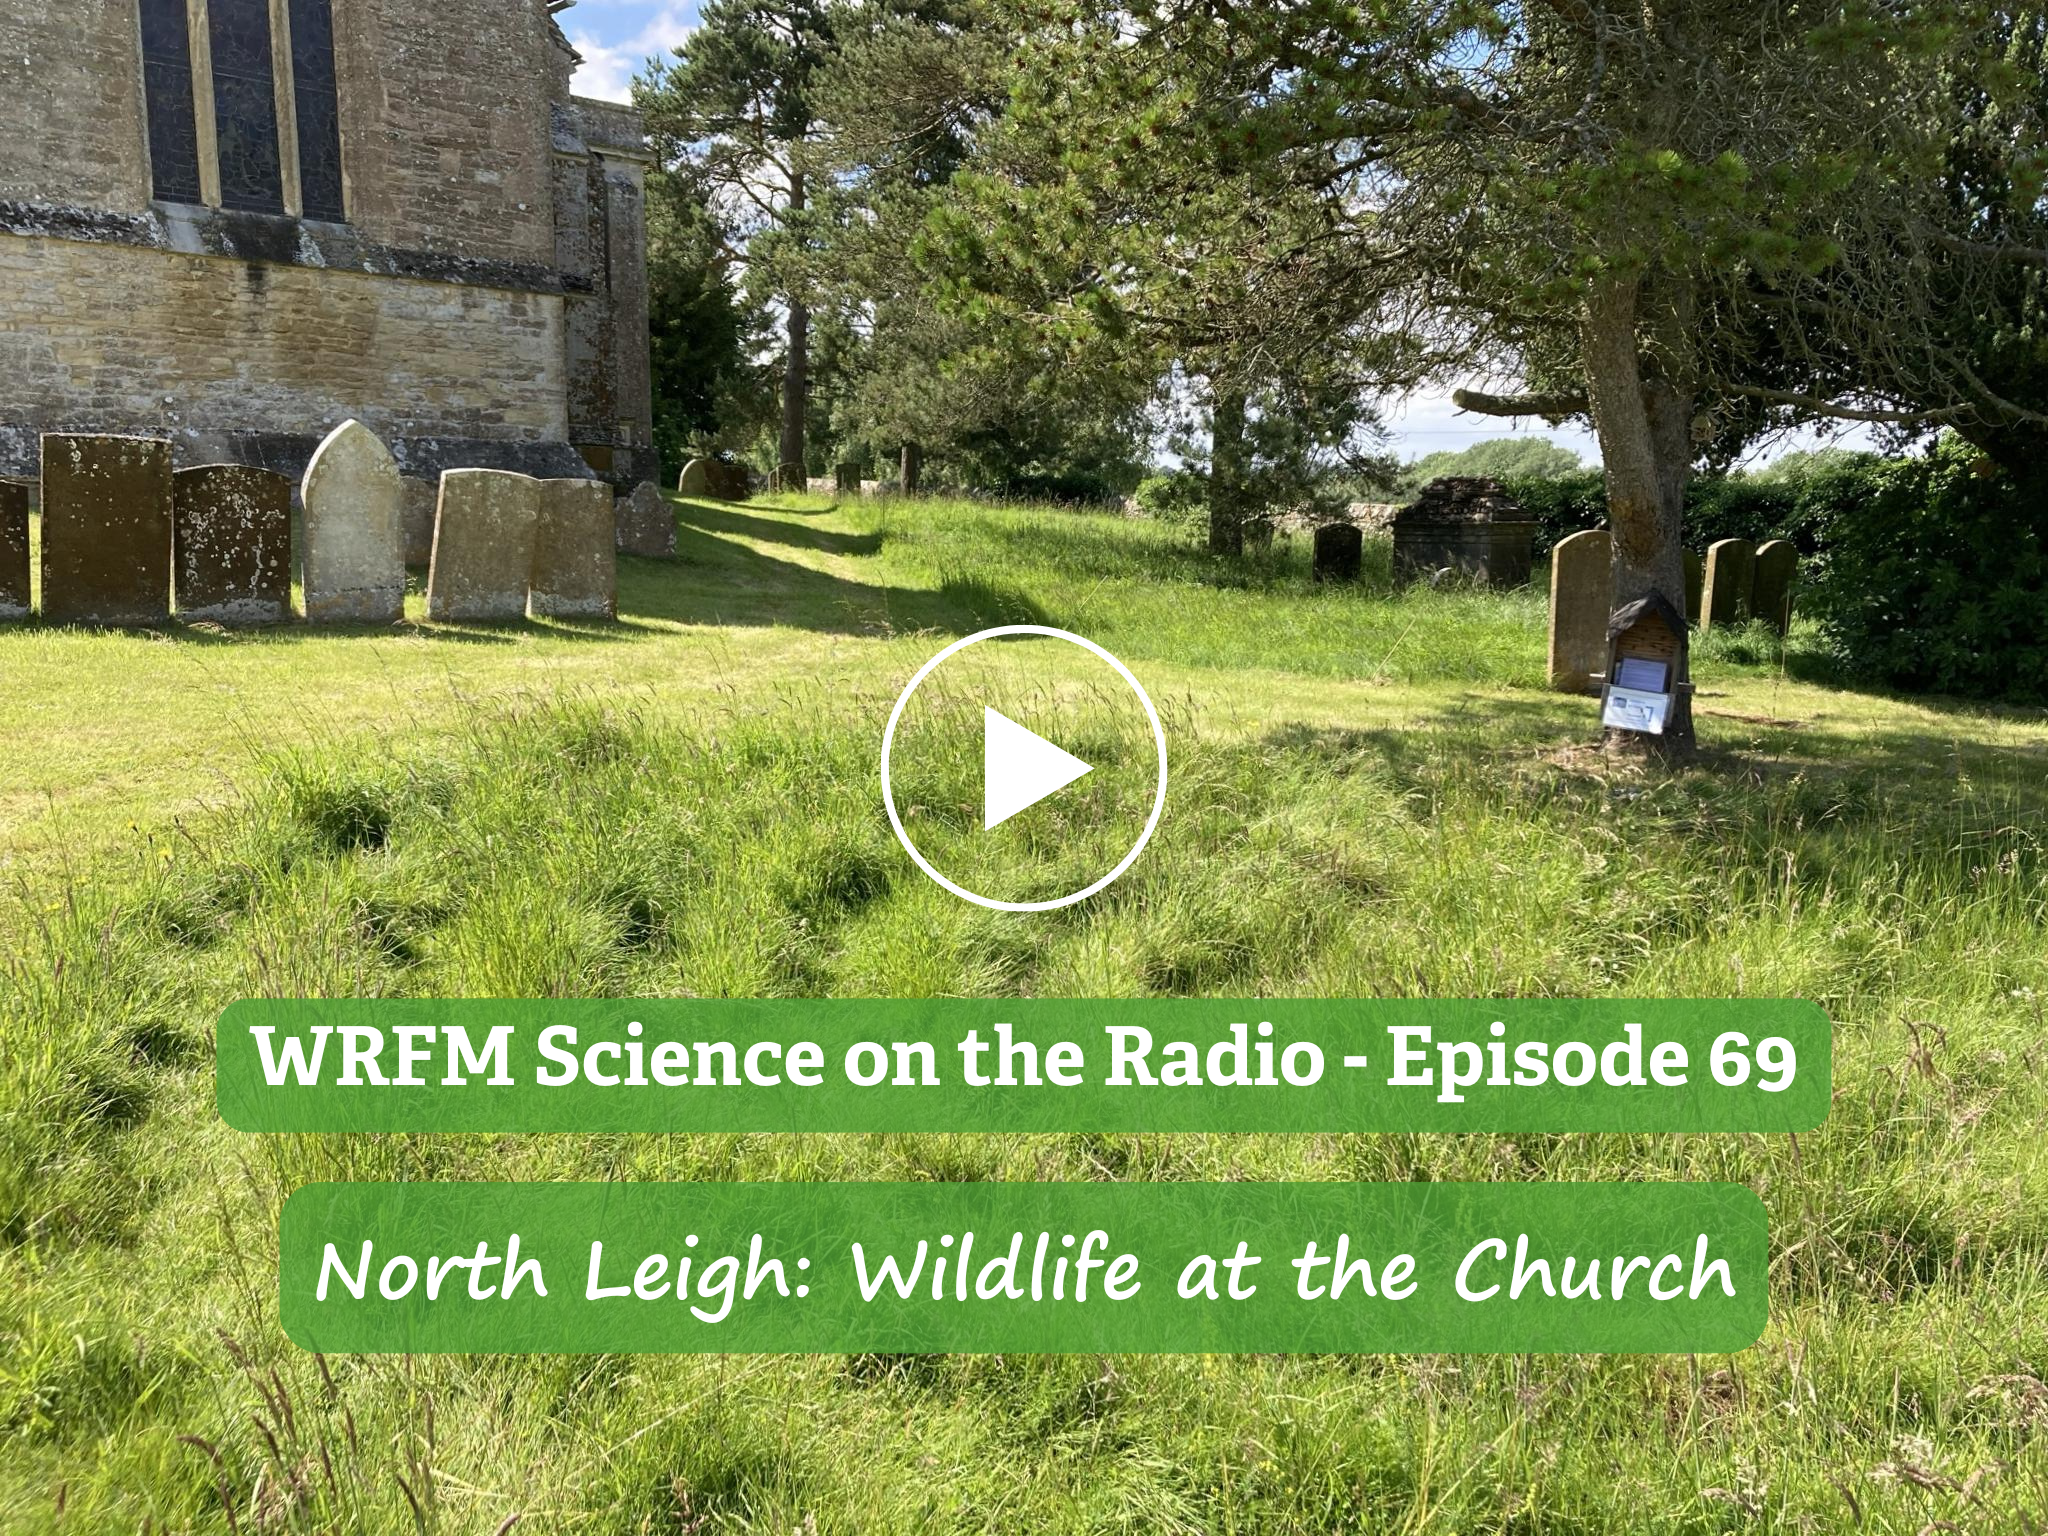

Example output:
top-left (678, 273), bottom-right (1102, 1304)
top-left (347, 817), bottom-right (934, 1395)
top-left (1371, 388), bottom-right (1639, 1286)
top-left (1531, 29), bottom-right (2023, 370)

top-left (0, 0), bottom-right (656, 490)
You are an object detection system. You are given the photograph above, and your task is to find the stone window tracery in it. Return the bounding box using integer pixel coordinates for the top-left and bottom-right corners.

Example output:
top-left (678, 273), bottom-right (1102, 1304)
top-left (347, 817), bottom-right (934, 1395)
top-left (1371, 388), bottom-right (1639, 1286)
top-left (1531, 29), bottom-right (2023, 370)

top-left (138, 0), bottom-right (345, 222)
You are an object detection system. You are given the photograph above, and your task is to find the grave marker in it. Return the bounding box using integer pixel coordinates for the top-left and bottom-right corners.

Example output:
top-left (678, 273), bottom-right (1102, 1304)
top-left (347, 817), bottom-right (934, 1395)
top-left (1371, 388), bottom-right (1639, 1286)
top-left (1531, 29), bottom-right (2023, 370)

top-left (1701, 539), bottom-right (1756, 631)
top-left (173, 464), bottom-right (292, 625)
top-left (1314, 523), bottom-right (1364, 583)
top-left (40, 434), bottom-right (173, 626)
top-left (1752, 540), bottom-right (1798, 635)
top-left (0, 480), bottom-right (29, 620)
top-left (1548, 529), bottom-right (1611, 694)
top-left (302, 421), bottom-right (405, 624)
top-left (530, 479), bottom-right (618, 620)
top-left (616, 482), bottom-right (677, 558)
top-left (678, 458), bottom-right (710, 497)
top-left (425, 470), bottom-right (542, 623)
top-left (400, 478), bottom-right (439, 567)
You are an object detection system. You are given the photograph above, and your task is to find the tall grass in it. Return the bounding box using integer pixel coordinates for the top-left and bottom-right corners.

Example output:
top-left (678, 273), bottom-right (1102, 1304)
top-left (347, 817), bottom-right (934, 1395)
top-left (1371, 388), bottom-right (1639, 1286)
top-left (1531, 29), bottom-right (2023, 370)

top-left (1, 497), bottom-right (2044, 1532)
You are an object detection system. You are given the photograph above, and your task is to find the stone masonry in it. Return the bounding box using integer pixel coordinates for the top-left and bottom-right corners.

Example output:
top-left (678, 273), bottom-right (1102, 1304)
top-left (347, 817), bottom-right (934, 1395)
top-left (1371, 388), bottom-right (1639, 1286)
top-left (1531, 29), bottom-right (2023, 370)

top-left (0, 0), bottom-right (655, 490)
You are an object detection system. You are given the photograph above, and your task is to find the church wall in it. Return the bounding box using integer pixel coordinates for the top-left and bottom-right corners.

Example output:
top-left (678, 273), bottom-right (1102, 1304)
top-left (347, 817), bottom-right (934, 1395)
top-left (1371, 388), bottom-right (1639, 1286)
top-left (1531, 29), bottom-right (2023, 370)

top-left (0, 0), bottom-right (155, 213)
top-left (0, 236), bottom-right (568, 479)
top-left (330, 0), bottom-right (562, 267)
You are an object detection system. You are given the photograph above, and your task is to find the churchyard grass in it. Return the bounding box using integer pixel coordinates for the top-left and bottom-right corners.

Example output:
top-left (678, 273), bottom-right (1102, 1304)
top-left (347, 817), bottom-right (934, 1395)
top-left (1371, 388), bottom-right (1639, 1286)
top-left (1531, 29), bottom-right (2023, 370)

top-left (3, 493), bottom-right (2047, 1531)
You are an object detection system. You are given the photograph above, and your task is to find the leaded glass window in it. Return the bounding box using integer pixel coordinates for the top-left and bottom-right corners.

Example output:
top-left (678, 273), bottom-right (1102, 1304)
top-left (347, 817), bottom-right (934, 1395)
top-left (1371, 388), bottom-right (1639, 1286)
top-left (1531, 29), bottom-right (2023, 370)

top-left (206, 0), bottom-right (286, 214)
top-left (289, 0), bottom-right (344, 221)
top-left (139, 0), bottom-right (204, 204)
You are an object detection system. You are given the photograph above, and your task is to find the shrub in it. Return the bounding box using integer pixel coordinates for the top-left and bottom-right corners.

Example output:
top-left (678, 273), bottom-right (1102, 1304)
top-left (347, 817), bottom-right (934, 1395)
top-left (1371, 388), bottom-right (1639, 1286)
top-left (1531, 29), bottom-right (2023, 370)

top-left (1808, 438), bottom-right (2048, 704)
top-left (1133, 470), bottom-right (1211, 527)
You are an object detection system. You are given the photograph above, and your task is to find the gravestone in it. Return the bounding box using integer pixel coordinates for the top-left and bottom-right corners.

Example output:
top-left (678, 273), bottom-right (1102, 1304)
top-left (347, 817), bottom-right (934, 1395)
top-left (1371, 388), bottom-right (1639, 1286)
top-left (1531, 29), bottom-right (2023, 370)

top-left (1392, 478), bottom-right (1540, 588)
top-left (302, 420), bottom-right (406, 624)
top-left (1548, 529), bottom-right (1611, 694)
top-left (616, 482), bottom-right (677, 558)
top-left (678, 458), bottom-right (711, 497)
top-left (40, 434), bottom-right (174, 626)
top-left (400, 478), bottom-right (440, 567)
top-left (707, 460), bottom-right (751, 502)
top-left (770, 462), bottom-right (805, 495)
top-left (1684, 551), bottom-right (1704, 626)
top-left (1314, 523), bottom-right (1364, 583)
top-left (425, 470), bottom-right (542, 623)
top-left (835, 463), bottom-right (862, 495)
top-left (530, 479), bottom-right (618, 620)
top-left (1700, 539), bottom-right (1757, 631)
top-left (172, 465), bottom-right (292, 625)
top-left (1752, 540), bottom-right (1798, 635)
top-left (0, 480), bottom-right (29, 620)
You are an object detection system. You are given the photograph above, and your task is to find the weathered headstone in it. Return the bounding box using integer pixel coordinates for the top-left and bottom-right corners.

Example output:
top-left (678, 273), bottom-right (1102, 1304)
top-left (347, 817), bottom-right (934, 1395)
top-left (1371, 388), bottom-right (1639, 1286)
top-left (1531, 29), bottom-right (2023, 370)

top-left (771, 462), bottom-right (805, 495)
top-left (678, 458), bottom-right (711, 497)
top-left (707, 460), bottom-right (751, 502)
top-left (425, 470), bottom-right (542, 623)
top-left (172, 464), bottom-right (292, 625)
top-left (1684, 550), bottom-right (1705, 626)
top-left (530, 479), bottom-right (618, 620)
top-left (1548, 529), bottom-right (1612, 694)
top-left (400, 478), bottom-right (440, 567)
top-left (302, 420), bottom-right (405, 624)
top-left (1752, 540), bottom-right (1798, 635)
top-left (835, 463), bottom-right (862, 495)
top-left (40, 434), bottom-right (174, 626)
top-left (1700, 539), bottom-right (1757, 631)
top-left (616, 482), bottom-right (677, 558)
top-left (0, 480), bottom-right (30, 620)
top-left (1314, 523), bottom-right (1364, 583)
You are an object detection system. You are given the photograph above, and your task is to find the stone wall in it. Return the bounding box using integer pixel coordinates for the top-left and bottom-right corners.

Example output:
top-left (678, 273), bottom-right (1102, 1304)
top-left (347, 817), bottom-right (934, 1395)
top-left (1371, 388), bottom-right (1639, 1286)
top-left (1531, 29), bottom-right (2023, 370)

top-left (0, 0), bottom-right (153, 213)
top-left (0, 236), bottom-right (569, 480)
top-left (0, 0), bottom-right (654, 486)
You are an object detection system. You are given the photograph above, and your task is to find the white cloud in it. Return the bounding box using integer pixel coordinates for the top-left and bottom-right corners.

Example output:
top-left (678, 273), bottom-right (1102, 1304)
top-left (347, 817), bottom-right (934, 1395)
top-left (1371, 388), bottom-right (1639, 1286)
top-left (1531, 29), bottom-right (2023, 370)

top-left (566, 2), bottom-right (697, 103)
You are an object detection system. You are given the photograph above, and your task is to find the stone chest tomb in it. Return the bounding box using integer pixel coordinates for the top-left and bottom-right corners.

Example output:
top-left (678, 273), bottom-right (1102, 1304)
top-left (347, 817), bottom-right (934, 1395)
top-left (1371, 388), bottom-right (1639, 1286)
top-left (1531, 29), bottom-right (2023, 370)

top-left (0, 0), bottom-right (655, 492)
top-left (1392, 478), bottom-right (1540, 589)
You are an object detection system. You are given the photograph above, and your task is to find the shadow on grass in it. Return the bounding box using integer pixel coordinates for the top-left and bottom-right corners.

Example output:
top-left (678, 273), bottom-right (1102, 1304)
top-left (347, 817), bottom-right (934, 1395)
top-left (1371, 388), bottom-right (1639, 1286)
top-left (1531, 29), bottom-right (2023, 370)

top-left (677, 500), bottom-right (885, 558)
top-left (619, 520), bottom-right (1051, 638)
top-left (1267, 690), bottom-right (2048, 830)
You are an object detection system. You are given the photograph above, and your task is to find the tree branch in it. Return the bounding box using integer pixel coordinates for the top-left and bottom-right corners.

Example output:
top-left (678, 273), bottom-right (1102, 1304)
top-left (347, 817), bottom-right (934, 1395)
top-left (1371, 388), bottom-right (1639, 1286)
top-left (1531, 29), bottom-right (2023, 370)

top-left (1452, 387), bottom-right (1590, 419)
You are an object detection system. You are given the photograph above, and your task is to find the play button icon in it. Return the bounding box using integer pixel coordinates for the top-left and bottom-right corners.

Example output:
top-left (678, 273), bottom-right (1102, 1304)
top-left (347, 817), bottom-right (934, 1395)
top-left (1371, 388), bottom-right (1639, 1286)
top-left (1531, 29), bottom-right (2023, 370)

top-left (882, 626), bottom-right (1170, 912)
top-left (984, 708), bottom-right (1094, 830)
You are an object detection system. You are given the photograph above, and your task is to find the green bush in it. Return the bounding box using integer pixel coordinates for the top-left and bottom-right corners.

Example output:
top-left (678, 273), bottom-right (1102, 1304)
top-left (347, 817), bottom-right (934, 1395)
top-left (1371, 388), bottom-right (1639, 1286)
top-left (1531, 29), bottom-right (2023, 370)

top-left (1133, 470), bottom-right (1210, 527)
top-left (1506, 458), bottom-right (1878, 558)
top-left (1809, 438), bottom-right (2048, 703)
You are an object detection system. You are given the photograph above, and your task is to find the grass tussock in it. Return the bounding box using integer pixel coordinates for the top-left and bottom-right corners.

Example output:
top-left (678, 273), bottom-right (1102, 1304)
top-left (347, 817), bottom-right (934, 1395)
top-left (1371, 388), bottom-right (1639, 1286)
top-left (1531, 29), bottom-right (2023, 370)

top-left (1, 495), bottom-right (2046, 1531)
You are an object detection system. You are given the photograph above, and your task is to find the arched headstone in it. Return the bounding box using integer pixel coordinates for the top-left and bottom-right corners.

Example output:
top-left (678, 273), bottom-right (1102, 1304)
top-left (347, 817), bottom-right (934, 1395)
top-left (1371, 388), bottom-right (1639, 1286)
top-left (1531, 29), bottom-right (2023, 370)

top-left (173, 464), bottom-right (292, 625)
top-left (1752, 540), bottom-right (1798, 635)
top-left (41, 434), bottom-right (174, 626)
top-left (302, 421), bottom-right (405, 624)
top-left (425, 470), bottom-right (542, 623)
top-left (530, 479), bottom-right (618, 620)
top-left (679, 458), bottom-right (711, 497)
top-left (1548, 529), bottom-right (1611, 694)
top-left (1701, 539), bottom-right (1757, 631)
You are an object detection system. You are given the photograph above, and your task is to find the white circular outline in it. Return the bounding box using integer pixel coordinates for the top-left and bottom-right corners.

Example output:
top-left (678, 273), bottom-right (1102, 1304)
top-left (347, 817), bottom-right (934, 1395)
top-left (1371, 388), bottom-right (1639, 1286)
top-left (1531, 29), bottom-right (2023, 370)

top-left (881, 625), bottom-right (1169, 913)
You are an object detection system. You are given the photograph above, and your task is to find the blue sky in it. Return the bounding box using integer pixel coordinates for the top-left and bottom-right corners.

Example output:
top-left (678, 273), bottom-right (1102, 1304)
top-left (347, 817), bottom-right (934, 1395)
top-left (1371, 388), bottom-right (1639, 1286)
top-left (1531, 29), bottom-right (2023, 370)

top-left (560, 0), bottom-right (1869, 467)
top-left (563, 0), bottom-right (701, 104)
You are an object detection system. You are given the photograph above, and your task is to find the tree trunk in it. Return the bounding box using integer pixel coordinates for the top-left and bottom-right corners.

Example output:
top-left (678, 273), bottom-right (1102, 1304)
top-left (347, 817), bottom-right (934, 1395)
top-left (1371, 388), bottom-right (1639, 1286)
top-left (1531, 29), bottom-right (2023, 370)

top-left (1209, 385), bottom-right (1248, 557)
top-left (1581, 274), bottom-right (1696, 753)
top-left (900, 441), bottom-right (923, 495)
top-left (780, 173), bottom-right (809, 476)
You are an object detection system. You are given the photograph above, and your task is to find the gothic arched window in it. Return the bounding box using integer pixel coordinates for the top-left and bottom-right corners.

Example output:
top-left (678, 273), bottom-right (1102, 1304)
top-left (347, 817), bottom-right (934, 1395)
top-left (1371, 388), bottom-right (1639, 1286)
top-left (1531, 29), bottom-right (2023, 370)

top-left (138, 0), bottom-right (346, 223)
